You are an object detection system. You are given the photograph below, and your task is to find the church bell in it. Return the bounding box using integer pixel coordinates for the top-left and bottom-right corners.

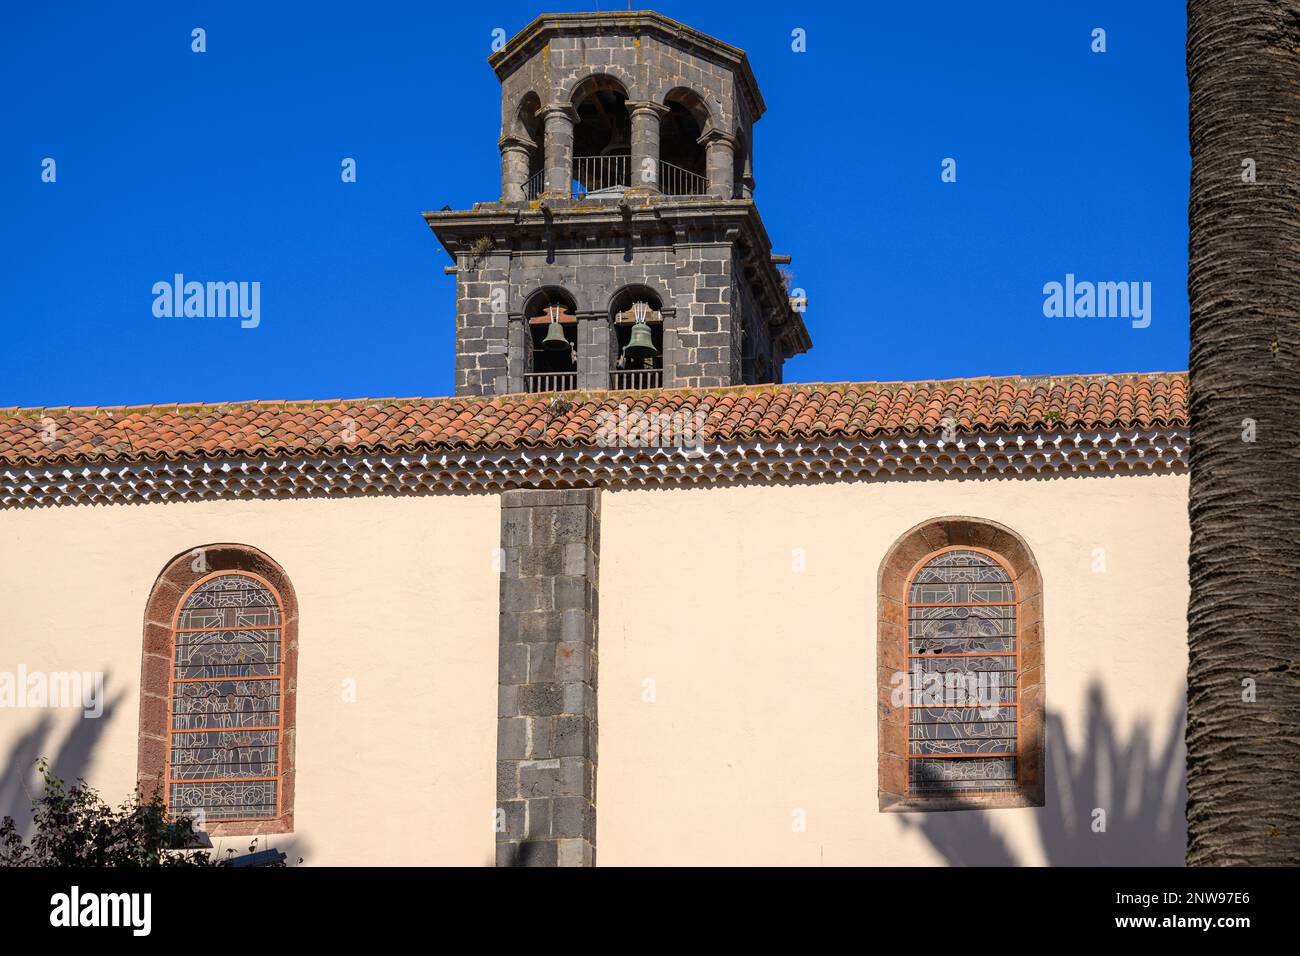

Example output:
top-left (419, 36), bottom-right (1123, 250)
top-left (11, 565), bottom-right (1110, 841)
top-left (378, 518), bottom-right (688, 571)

top-left (621, 300), bottom-right (659, 364)
top-left (542, 305), bottom-right (571, 351)
top-left (623, 319), bottom-right (657, 363)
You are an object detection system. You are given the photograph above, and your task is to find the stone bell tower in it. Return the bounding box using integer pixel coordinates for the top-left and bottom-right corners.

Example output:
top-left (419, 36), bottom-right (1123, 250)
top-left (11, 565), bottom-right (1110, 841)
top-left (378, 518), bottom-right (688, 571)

top-left (425, 10), bottom-right (811, 397)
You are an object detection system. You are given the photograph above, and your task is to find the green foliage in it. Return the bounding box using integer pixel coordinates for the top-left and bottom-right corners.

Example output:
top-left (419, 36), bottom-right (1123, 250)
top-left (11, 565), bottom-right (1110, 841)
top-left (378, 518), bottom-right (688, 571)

top-left (0, 760), bottom-right (278, 867)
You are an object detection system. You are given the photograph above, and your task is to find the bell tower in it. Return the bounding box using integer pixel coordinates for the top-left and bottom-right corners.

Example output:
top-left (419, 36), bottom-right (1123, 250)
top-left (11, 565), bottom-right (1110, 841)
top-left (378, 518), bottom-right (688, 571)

top-left (425, 10), bottom-right (811, 397)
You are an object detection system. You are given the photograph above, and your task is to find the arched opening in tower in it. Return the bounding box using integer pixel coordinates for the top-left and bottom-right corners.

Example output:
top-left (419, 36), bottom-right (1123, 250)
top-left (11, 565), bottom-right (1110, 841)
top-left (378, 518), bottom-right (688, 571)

top-left (659, 89), bottom-right (710, 195)
top-left (610, 285), bottom-right (664, 390)
top-left (516, 92), bottom-right (545, 197)
top-left (571, 76), bottom-right (632, 195)
top-left (525, 289), bottom-right (578, 392)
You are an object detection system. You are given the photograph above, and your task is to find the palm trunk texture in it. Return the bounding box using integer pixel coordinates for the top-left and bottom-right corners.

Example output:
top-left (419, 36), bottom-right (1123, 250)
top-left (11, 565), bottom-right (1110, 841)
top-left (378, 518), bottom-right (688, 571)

top-left (1187, 0), bottom-right (1300, 865)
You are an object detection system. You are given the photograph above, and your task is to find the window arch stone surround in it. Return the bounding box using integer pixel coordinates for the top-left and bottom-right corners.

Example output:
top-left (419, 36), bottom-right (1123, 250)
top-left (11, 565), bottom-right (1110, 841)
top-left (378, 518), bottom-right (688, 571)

top-left (878, 517), bottom-right (1045, 812)
top-left (138, 543), bottom-right (299, 836)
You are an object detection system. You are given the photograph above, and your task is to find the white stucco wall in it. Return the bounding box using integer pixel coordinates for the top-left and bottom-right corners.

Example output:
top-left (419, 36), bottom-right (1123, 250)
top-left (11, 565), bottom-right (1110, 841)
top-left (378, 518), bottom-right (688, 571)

top-left (0, 470), bottom-right (1189, 866)
top-left (596, 473), bottom-right (1190, 865)
top-left (0, 494), bottom-right (500, 866)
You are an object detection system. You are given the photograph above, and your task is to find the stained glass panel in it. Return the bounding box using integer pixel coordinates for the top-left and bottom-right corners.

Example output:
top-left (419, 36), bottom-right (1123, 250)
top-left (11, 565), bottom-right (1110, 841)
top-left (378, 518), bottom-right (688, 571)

top-left (909, 756), bottom-right (1019, 794)
top-left (906, 549), bottom-right (1018, 796)
top-left (908, 603), bottom-right (1016, 655)
top-left (168, 573), bottom-right (282, 821)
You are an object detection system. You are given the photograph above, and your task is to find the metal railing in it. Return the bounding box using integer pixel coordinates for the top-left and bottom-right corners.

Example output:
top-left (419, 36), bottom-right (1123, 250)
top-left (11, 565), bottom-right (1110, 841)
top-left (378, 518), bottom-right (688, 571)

top-left (570, 156), bottom-right (710, 198)
top-left (525, 371), bottom-right (577, 393)
top-left (610, 368), bottom-right (663, 390)
top-left (524, 169), bottom-right (545, 201)
top-left (656, 160), bottom-right (708, 196)
top-left (572, 155), bottom-right (631, 196)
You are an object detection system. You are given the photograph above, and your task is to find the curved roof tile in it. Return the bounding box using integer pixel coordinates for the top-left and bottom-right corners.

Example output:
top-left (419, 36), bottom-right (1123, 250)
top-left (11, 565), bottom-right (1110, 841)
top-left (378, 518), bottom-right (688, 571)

top-left (0, 372), bottom-right (1188, 467)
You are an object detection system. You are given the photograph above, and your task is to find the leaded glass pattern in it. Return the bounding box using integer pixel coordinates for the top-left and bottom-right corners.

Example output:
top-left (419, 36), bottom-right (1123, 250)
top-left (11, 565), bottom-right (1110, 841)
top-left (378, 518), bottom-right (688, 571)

top-left (906, 549), bottom-right (1019, 795)
top-left (168, 573), bottom-right (282, 821)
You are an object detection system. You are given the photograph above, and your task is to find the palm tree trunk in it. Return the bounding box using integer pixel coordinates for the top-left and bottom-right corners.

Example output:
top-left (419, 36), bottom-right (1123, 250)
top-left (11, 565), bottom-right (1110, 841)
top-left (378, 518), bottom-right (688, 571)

top-left (1187, 0), bottom-right (1300, 865)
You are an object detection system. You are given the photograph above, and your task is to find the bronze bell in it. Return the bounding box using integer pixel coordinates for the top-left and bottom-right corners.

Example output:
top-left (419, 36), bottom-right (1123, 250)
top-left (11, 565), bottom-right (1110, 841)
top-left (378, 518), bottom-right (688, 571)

top-left (541, 305), bottom-right (570, 351)
top-left (623, 318), bottom-right (657, 363)
top-left (542, 318), bottom-right (570, 351)
top-left (622, 301), bottom-right (658, 364)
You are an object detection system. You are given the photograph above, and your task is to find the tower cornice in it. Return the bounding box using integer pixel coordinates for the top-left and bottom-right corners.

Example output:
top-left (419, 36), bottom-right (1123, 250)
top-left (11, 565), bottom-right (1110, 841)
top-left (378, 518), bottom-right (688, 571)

top-left (423, 199), bottom-right (812, 359)
top-left (489, 10), bottom-right (766, 123)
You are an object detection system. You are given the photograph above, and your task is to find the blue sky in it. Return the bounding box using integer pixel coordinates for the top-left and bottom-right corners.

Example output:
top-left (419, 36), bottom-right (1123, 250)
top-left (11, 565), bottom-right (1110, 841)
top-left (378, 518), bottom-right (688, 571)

top-left (0, 1), bottom-right (1188, 407)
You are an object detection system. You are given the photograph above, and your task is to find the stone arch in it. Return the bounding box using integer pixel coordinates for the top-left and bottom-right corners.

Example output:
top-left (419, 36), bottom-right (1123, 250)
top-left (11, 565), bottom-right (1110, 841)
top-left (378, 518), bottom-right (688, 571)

top-left (139, 543), bottom-right (299, 836)
top-left (606, 281), bottom-right (671, 316)
top-left (521, 287), bottom-right (578, 378)
top-left (660, 85), bottom-right (714, 132)
top-left (877, 516), bottom-right (1045, 812)
top-left (558, 67), bottom-right (639, 107)
top-left (647, 73), bottom-right (730, 126)
top-left (522, 285), bottom-right (578, 318)
top-left (508, 90), bottom-right (545, 145)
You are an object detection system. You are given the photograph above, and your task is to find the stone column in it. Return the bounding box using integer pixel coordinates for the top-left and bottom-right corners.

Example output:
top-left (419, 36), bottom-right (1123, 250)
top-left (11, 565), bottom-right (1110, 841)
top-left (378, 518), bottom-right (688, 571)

top-left (627, 101), bottom-right (668, 194)
top-left (541, 105), bottom-right (577, 200)
top-left (497, 489), bottom-right (600, 867)
top-left (499, 136), bottom-right (534, 202)
top-left (577, 311), bottom-right (610, 390)
top-left (738, 152), bottom-right (756, 199)
top-left (507, 317), bottom-right (528, 394)
top-left (701, 130), bottom-right (736, 199)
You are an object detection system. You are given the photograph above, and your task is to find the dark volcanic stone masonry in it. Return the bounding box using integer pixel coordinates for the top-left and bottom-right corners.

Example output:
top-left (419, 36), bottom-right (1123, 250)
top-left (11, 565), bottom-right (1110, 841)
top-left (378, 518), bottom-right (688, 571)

top-left (425, 12), bottom-right (812, 397)
top-left (496, 488), bottom-right (600, 867)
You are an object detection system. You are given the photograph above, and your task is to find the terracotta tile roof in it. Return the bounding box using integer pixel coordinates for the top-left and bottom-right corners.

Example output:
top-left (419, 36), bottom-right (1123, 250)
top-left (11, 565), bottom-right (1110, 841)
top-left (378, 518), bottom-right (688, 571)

top-left (0, 372), bottom-right (1188, 467)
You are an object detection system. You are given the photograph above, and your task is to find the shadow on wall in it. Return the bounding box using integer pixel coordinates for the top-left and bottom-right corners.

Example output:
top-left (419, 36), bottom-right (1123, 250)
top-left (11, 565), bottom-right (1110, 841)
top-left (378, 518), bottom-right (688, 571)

top-left (899, 682), bottom-right (1187, 866)
top-left (0, 674), bottom-right (125, 839)
top-left (2, 678), bottom-right (312, 865)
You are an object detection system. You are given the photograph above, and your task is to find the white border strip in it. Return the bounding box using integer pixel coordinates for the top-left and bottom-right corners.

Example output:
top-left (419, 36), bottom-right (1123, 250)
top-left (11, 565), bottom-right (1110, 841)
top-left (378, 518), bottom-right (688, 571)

top-left (1, 428), bottom-right (1188, 508)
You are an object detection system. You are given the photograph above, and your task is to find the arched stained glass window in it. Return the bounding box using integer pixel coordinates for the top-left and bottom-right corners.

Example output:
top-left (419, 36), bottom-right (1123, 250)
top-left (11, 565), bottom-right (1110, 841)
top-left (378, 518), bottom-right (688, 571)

top-left (906, 548), bottom-right (1019, 796)
top-left (167, 571), bottom-right (284, 822)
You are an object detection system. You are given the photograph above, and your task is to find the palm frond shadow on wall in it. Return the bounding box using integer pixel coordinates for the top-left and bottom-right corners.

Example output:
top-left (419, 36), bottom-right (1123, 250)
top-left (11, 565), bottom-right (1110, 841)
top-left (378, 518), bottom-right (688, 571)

top-left (0, 676), bottom-right (124, 839)
top-left (0, 680), bottom-right (313, 865)
top-left (898, 682), bottom-right (1187, 866)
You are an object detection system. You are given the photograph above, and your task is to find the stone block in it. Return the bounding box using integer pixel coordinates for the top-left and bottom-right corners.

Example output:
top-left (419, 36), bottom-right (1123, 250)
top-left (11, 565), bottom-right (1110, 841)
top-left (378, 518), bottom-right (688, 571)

top-left (519, 758), bottom-right (564, 797)
top-left (497, 717), bottom-right (528, 759)
top-left (499, 642), bottom-right (529, 683)
top-left (519, 683), bottom-right (565, 716)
